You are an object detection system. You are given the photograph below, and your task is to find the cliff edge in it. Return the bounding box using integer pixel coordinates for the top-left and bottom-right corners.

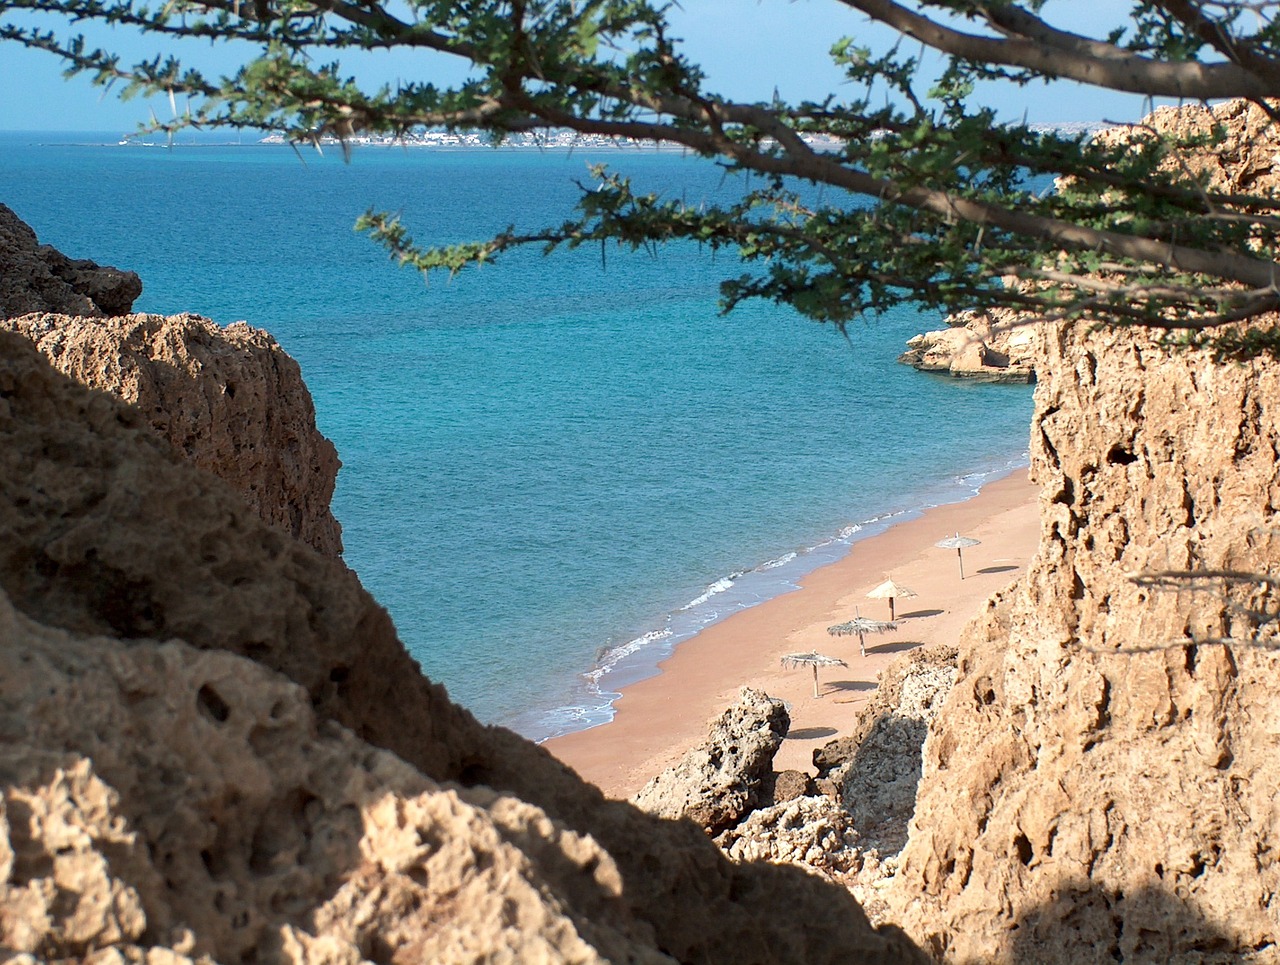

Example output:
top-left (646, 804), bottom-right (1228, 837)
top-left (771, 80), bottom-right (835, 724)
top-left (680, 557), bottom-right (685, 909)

top-left (887, 316), bottom-right (1280, 962)
top-left (2, 312), bottom-right (345, 559)
top-left (0, 203), bottom-right (141, 318)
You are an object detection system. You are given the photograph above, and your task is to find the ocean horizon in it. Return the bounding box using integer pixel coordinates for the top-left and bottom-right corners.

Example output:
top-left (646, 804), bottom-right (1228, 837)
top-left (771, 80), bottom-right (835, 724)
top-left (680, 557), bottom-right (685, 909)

top-left (0, 131), bottom-right (1035, 741)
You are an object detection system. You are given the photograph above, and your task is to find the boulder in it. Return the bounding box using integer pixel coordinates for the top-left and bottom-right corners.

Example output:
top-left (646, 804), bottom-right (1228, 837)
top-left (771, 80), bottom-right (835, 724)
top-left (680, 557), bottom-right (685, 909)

top-left (632, 688), bottom-right (790, 834)
top-left (771, 769), bottom-right (816, 804)
top-left (0, 203), bottom-right (140, 318)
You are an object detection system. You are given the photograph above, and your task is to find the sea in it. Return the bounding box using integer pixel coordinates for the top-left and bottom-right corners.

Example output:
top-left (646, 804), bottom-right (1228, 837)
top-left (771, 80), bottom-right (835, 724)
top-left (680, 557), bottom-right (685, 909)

top-left (0, 131), bottom-right (1035, 741)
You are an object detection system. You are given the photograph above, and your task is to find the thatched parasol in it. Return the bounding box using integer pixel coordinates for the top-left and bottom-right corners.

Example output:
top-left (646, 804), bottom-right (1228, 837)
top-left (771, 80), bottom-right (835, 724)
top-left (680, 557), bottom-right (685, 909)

top-left (865, 578), bottom-right (917, 621)
top-left (780, 651), bottom-right (849, 698)
top-left (827, 606), bottom-right (902, 657)
top-left (936, 532), bottom-right (982, 580)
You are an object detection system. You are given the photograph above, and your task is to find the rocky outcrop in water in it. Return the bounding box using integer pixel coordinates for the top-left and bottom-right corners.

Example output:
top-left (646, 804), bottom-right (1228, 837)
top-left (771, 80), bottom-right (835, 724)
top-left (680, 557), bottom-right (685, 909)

top-left (0, 203), bottom-right (141, 318)
top-left (2, 311), bottom-right (344, 558)
top-left (632, 688), bottom-right (790, 835)
top-left (898, 308), bottom-right (1037, 383)
top-left (887, 316), bottom-right (1280, 963)
top-left (0, 329), bottom-right (927, 963)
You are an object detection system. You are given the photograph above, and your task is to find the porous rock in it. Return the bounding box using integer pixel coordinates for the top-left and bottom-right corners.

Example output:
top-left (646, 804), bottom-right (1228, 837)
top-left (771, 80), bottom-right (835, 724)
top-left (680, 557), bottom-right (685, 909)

top-left (717, 795), bottom-right (862, 876)
top-left (632, 688), bottom-right (790, 835)
top-left (0, 590), bottom-right (669, 963)
top-left (771, 769), bottom-right (815, 804)
top-left (0, 331), bottom-right (927, 964)
top-left (888, 315), bottom-right (1280, 963)
top-left (2, 311), bottom-right (344, 558)
top-left (0, 203), bottom-right (140, 318)
top-left (814, 645), bottom-right (960, 857)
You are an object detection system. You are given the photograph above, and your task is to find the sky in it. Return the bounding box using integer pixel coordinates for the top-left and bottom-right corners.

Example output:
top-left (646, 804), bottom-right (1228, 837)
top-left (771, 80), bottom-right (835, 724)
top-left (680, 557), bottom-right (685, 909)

top-left (0, 0), bottom-right (1173, 133)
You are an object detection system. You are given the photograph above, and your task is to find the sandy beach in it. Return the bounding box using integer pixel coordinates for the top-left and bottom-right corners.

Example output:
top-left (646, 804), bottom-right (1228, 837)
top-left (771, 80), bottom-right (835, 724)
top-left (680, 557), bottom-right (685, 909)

top-left (546, 470), bottom-right (1042, 798)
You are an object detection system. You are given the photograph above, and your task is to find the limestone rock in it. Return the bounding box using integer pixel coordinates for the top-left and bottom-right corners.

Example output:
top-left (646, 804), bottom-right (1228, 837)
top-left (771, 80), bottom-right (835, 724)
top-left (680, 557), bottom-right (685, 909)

top-left (813, 645), bottom-right (959, 857)
top-left (1092, 98), bottom-right (1280, 196)
top-left (632, 688), bottom-right (790, 834)
top-left (899, 308), bottom-right (1037, 383)
top-left (0, 590), bottom-right (673, 963)
top-left (0, 331), bottom-right (927, 964)
top-left (771, 770), bottom-right (815, 804)
top-left (718, 795), bottom-right (862, 876)
top-left (888, 316), bottom-right (1280, 963)
top-left (0, 204), bottom-right (140, 318)
top-left (3, 311), bottom-right (343, 558)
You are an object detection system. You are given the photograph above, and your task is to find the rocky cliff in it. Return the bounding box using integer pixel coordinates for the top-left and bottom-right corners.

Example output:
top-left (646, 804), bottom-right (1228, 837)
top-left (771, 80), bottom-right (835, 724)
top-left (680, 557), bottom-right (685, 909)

top-left (0, 328), bottom-right (927, 962)
top-left (886, 316), bottom-right (1280, 962)
top-left (0, 206), bottom-right (344, 559)
top-left (2, 312), bottom-right (344, 559)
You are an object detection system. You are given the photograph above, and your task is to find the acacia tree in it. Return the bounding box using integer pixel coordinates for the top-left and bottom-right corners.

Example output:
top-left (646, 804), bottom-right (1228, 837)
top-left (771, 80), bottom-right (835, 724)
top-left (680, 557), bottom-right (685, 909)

top-left (5, 0), bottom-right (1280, 354)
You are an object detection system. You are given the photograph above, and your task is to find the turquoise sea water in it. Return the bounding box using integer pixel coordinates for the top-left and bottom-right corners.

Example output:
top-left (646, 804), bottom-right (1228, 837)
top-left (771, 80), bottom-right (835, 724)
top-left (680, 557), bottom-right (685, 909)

top-left (0, 132), bottom-right (1035, 739)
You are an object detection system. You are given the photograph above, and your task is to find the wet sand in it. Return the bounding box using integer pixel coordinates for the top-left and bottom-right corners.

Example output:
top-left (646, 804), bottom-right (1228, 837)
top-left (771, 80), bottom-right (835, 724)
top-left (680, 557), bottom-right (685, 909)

top-left (545, 471), bottom-right (1042, 798)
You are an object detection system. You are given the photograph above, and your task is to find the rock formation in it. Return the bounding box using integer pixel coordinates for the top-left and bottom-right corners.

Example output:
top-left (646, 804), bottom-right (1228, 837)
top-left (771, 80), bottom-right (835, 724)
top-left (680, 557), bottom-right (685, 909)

top-left (883, 99), bottom-right (1280, 961)
top-left (898, 308), bottom-right (1038, 383)
top-left (0, 329), bottom-right (927, 963)
top-left (0, 204), bottom-right (141, 318)
top-left (815, 644), bottom-right (960, 857)
top-left (0, 206), bottom-right (343, 559)
top-left (632, 688), bottom-right (789, 835)
top-left (2, 312), bottom-right (344, 559)
top-left (1092, 98), bottom-right (1280, 195)
top-left (887, 316), bottom-right (1280, 962)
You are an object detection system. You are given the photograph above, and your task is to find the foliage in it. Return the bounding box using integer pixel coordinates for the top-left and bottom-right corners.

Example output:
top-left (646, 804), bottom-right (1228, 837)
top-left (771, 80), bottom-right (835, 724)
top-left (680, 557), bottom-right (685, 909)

top-left (6, 0), bottom-right (1280, 351)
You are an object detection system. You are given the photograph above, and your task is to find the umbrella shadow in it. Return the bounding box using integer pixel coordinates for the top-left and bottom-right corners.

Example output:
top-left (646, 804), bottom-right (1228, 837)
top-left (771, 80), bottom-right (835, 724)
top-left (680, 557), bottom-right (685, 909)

top-left (786, 726), bottom-right (839, 740)
top-left (977, 564), bottom-right (1019, 575)
top-left (898, 608), bottom-right (943, 619)
top-left (825, 679), bottom-right (877, 693)
top-left (866, 640), bottom-right (922, 655)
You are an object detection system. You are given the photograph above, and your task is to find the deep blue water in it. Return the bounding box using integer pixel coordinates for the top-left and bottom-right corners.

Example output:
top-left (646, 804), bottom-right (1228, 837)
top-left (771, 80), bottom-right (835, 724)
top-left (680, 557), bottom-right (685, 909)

top-left (0, 132), bottom-right (1034, 738)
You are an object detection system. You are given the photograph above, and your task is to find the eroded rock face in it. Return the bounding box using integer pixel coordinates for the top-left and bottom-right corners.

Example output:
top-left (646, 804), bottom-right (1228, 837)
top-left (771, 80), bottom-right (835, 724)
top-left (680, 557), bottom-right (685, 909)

top-left (0, 204), bottom-right (141, 318)
top-left (0, 331), bottom-right (927, 964)
top-left (815, 645), bottom-right (960, 857)
top-left (1093, 98), bottom-right (1280, 195)
top-left (632, 688), bottom-right (790, 835)
top-left (888, 319), bottom-right (1280, 963)
top-left (0, 591), bottom-right (673, 964)
top-left (3, 311), bottom-right (344, 558)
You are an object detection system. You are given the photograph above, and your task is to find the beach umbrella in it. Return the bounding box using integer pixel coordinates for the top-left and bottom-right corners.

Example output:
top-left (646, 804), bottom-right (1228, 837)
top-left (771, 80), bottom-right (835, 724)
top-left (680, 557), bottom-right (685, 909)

top-left (936, 532), bottom-right (982, 580)
top-left (780, 651), bottom-right (849, 698)
top-left (865, 578), bottom-right (917, 621)
top-left (827, 607), bottom-right (902, 658)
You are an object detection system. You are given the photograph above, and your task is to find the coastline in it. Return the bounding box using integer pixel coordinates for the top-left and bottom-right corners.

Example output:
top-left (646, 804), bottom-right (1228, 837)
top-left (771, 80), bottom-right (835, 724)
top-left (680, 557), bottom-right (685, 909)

top-left (545, 469), bottom-right (1042, 798)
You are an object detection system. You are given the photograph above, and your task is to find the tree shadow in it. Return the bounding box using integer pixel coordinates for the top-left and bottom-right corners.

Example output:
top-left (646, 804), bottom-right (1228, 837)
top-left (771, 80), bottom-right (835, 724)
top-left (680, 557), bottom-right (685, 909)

top-left (977, 564), bottom-right (1019, 574)
top-left (825, 679), bottom-right (877, 692)
top-left (867, 640), bottom-right (921, 655)
top-left (786, 726), bottom-right (839, 740)
top-left (1004, 880), bottom-right (1245, 964)
top-left (898, 608), bottom-right (943, 619)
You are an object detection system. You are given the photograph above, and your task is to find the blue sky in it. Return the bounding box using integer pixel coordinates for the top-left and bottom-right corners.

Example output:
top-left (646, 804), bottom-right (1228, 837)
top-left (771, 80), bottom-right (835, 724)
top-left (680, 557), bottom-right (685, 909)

top-left (0, 0), bottom-right (1172, 132)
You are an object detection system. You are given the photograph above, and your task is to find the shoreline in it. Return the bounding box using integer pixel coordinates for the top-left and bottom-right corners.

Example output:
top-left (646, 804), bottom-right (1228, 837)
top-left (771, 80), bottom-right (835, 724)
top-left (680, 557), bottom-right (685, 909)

top-left (545, 469), bottom-right (1042, 798)
top-left (517, 457), bottom-right (1031, 743)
